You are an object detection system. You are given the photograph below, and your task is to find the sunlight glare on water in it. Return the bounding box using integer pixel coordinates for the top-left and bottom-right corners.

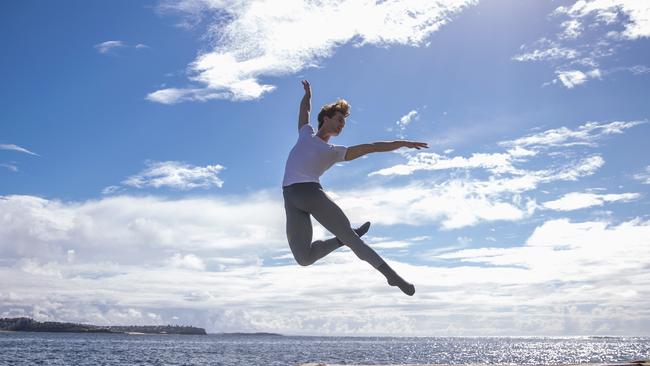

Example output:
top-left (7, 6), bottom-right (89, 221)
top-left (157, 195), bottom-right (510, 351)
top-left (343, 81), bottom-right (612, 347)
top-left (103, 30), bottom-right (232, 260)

top-left (2, 333), bottom-right (648, 366)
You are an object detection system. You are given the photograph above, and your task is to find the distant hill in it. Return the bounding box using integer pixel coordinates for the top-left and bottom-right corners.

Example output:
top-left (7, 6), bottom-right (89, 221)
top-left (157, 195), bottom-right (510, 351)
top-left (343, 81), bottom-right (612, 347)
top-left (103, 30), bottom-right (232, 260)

top-left (0, 317), bottom-right (206, 335)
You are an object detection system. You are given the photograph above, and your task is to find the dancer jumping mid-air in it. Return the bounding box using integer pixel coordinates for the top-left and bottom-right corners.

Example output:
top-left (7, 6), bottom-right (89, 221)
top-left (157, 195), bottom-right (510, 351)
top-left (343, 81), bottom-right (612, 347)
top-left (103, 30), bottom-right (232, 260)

top-left (282, 80), bottom-right (428, 296)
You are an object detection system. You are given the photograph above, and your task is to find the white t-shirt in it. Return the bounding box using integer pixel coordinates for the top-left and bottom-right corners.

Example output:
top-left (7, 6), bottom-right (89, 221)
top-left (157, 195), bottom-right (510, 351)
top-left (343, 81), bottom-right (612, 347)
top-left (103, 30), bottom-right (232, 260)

top-left (282, 124), bottom-right (348, 187)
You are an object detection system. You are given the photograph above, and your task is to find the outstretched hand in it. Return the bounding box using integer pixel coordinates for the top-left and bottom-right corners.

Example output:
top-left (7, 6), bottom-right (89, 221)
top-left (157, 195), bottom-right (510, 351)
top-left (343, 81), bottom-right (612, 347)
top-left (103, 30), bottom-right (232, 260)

top-left (301, 80), bottom-right (311, 96)
top-left (402, 141), bottom-right (429, 150)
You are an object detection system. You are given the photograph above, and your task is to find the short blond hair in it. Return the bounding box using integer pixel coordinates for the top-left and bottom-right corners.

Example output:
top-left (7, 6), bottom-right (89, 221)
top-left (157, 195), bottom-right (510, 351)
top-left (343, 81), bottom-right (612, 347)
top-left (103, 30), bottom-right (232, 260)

top-left (317, 99), bottom-right (350, 130)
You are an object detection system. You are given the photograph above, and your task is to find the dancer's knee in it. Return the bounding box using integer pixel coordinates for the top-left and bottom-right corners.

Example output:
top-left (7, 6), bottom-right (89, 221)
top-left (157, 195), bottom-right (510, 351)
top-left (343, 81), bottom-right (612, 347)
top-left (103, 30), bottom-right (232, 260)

top-left (337, 229), bottom-right (360, 247)
top-left (294, 256), bottom-right (313, 267)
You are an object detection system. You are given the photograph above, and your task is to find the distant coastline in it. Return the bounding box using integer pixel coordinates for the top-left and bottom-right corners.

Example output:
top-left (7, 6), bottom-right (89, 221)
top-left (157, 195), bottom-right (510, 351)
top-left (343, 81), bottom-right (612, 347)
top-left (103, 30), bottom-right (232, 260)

top-left (0, 317), bottom-right (206, 335)
top-left (217, 332), bottom-right (283, 337)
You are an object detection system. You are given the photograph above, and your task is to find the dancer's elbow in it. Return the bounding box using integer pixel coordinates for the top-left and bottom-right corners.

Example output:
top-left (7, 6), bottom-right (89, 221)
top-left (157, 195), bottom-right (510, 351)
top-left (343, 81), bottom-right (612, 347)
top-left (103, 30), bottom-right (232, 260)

top-left (344, 144), bottom-right (373, 161)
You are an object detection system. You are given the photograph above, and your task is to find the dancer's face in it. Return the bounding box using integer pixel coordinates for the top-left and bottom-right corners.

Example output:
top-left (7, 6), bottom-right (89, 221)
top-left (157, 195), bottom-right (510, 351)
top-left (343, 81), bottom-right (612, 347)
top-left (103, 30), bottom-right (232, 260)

top-left (323, 111), bottom-right (346, 136)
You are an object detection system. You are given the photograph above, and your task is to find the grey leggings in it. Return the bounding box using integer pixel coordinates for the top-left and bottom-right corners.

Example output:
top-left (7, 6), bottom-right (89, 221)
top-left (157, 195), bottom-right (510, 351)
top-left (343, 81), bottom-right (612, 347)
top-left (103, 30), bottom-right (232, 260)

top-left (282, 182), bottom-right (385, 268)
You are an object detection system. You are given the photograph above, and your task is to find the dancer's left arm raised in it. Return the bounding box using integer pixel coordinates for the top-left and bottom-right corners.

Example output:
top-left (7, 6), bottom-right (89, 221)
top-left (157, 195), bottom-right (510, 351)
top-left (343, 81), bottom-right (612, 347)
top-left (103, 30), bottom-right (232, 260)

top-left (344, 140), bottom-right (428, 161)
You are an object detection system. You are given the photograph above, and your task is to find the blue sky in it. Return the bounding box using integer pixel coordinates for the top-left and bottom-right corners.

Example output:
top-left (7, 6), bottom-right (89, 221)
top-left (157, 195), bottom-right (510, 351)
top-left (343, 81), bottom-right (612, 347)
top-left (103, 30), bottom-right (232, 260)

top-left (1, 0), bottom-right (649, 336)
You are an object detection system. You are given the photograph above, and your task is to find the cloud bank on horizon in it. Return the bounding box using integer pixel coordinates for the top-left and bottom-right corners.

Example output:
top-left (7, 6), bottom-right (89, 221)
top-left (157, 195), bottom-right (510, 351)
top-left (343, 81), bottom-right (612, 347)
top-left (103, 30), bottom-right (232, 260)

top-left (2, 119), bottom-right (648, 335)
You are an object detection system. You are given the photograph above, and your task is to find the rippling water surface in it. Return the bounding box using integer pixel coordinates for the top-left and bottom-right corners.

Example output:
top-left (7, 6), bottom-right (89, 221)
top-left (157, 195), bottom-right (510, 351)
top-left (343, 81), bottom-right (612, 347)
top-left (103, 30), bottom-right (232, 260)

top-left (1, 332), bottom-right (648, 365)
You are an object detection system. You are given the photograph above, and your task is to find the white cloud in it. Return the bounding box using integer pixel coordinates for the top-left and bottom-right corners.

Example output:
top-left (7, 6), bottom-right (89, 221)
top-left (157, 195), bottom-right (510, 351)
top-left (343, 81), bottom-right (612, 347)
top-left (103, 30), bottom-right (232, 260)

top-left (101, 185), bottom-right (123, 195)
top-left (371, 120), bottom-right (640, 178)
top-left (359, 120), bottom-right (646, 230)
top-left (1, 163), bottom-right (18, 172)
top-left (516, 1), bottom-right (650, 87)
top-left (95, 41), bottom-right (150, 54)
top-left (513, 46), bottom-right (580, 62)
top-left (556, 69), bottom-right (588, 88)
top-left (395, 109), bottom-right (419, 137)
top-left (66, 249), bottom-right (75, 263)
top-left (627, 65), bottom-right (650, 75)
top-left (0, 193), bottom-right (286, 264)
top-left (0, 143), bottom-right (38, 156)
top-left (121, 160), bottom-right (225, 190)
top-left (146, 87), bottom-right (229, 104)
top-left (369, 151), bottom-right (522, 176)
top-left (94, 40), bottom-right (125, 54)
top-left (339, 154), bottom-right (607, 229)
top-left (554, 69), bottom-right (602, 88)
top-left (1, 114), bottom-right (648, 337)
top-left (560, 19), bottom-right (582, 39)
top-left (633, 166), bottom-right (650, 184)
top-left (333, 181), bottom-right (534, 230)
top-left (2, 214), bottom-right (649, 335)
top-left (439, 218), bottom-right (650, 282)
top-left (555, 0), bottom-right (650, 40)
top-left (543, 192), bottom-right (641, 211)
top-left (500, 120), bottom-right (644, 148)
top-left (369, 240), bottom-right (412, 249)
top-left (169, 253), bottom-right (206, 270)
top-left (150, 0), bottom-right (478, 103)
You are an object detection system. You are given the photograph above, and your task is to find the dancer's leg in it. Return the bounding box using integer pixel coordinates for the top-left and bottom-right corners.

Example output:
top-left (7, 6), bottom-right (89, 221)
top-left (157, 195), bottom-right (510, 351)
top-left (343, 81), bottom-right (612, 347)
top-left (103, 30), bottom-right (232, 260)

top-left (284, 187), bottom-right (354, 266)
top-left (285, 184), bottom-right (414, 295)
top-left (283, 194), bottom-right (315, 266)
top-left (336, 221), bottom-right (371, 247)
top-left (305, 222), bottom-right (371, 264)
top-left (377, 262), bottom-right (415, 296)
top-left (307, 189), bottom-right (385, 268)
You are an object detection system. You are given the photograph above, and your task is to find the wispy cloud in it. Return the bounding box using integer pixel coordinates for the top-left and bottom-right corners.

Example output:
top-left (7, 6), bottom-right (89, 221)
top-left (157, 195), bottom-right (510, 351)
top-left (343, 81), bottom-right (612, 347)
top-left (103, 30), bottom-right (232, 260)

top-left (626, 65), bottom-right (650, 75)
top-left (559, 19), bottom-right (582, 40)
top-left (94, 40), bottom-right (125, 54)
top-left (555, 0), bottom-right (650, 40)
top-left (368, 150), bottom-right (528, 177)
top-left (149, 0), bottom-right (478, 103)
top-left (542, 192), bottom-right (641, 211)
top-left (0, 163), bottom-right (18, 172)
top-left (119, 160), bottom-right (225, 190)
top-left (360, 120), bottom-right (644, 229)
top-left (512, 39), bottom-right (580, 62)
top-left (0, 143), bottom-right (39, 156)
top-left (499, 120), bottom-right (644, 148)
top-left (340, 154), bottom-right (605, 229)
top-left (634, 166), bottom-right (650, 184)
top-left (145, 88), bottom-right (228, 104)
top-left (514, 0), bottom-right (650, 88)
top-left (94, 40), bottom-right (150, 54)
top-left (101, 185), bottom-right (123, 195)
top-left (394, 109), bottom-right (419, 138)
top-left (370, 120), bottom-right (641, 177)
top-left (554, 68), bottom-right (601, 88)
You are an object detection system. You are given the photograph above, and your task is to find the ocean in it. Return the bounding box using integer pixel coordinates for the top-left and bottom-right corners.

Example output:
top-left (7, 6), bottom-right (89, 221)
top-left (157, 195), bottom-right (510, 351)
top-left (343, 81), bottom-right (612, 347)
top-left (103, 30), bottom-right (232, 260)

top-left (1, 332), bottom-right (648, 365)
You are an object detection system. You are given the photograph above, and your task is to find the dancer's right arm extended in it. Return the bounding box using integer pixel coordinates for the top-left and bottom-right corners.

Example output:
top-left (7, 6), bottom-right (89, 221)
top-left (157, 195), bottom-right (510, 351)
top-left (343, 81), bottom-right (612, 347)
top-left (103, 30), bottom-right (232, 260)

top-left (298, 80), bottom-right (311, 130)
top-left (344, 140), bottom-right (428, 161)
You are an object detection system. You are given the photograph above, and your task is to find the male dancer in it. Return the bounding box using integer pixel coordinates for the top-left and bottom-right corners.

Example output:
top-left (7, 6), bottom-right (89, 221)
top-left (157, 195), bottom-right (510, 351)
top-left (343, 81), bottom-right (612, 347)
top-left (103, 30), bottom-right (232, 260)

top-left (282, 80), bottom-right (428, 296)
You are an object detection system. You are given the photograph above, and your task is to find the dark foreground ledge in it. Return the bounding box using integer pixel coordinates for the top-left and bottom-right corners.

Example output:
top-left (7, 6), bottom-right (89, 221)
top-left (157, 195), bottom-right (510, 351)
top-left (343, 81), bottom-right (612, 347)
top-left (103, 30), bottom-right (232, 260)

top-left (299, 361), bottom-right (650, 366)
